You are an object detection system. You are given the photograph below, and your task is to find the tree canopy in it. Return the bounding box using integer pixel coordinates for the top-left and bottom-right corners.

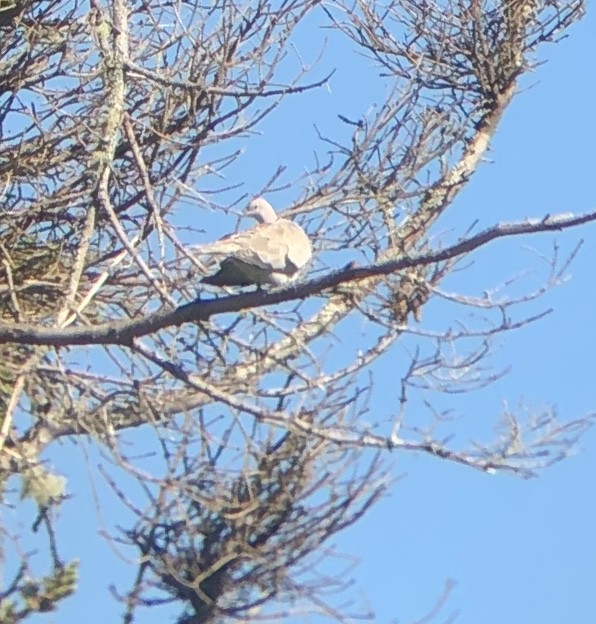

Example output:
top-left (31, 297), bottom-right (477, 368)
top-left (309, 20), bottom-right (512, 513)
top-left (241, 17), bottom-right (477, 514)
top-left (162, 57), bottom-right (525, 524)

top-left (0, 0), bottom-right (592, 622)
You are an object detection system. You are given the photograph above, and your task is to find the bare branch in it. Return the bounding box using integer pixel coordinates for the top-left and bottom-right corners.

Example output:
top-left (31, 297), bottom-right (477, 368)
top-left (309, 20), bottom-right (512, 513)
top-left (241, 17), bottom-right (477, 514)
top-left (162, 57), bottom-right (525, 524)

top-left (0, 209), bottom-right (593, 346)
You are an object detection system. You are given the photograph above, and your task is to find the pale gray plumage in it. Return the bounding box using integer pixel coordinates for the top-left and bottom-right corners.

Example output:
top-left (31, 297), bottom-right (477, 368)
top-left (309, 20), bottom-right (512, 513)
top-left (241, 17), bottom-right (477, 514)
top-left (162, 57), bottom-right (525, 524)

top-left (198, 198), bottom-right (312, 288)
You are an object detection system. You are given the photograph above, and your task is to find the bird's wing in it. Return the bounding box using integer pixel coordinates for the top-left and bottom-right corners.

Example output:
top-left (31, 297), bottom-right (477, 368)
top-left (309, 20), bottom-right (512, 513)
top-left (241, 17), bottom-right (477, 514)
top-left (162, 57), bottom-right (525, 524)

top-left (197, 220), bottom-right (312, 277)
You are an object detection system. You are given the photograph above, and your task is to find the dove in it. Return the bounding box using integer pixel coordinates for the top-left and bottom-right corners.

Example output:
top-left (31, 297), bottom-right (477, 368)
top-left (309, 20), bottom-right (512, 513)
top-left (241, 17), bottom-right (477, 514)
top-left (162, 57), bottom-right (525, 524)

top-left (198, 197), bottom-right (312, 288)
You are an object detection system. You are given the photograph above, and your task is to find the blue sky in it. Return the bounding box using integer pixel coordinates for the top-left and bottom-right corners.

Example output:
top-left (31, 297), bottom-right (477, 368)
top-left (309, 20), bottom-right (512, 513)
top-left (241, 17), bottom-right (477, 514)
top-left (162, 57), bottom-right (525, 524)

top-left (11, 5), bottom-right (596, 624)
top-left (331, 9), bottom-right (596, 624)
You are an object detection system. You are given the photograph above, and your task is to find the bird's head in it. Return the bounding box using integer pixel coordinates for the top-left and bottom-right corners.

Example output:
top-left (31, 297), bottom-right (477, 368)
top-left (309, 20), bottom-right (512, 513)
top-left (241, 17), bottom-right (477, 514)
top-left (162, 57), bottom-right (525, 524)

top-left (245, 197), bottom-right (278, 224)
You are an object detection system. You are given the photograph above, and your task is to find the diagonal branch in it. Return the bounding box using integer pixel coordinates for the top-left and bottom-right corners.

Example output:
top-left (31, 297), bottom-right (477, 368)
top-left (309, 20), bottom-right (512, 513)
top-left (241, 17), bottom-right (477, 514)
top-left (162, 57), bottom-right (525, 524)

top-left (1, 209), bottom-right (594, 347)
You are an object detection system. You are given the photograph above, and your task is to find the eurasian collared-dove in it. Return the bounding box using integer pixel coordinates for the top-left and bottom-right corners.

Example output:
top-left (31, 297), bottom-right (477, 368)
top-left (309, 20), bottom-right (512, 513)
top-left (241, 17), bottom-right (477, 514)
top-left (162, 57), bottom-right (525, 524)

top-left (198, 197), bottom-right (312, 288)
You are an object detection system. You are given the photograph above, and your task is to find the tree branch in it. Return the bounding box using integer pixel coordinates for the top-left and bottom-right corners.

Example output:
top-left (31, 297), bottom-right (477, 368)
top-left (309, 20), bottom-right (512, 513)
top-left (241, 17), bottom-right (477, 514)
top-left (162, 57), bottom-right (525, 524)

top-left (1, 210), bottom-right (594, 346)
